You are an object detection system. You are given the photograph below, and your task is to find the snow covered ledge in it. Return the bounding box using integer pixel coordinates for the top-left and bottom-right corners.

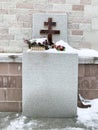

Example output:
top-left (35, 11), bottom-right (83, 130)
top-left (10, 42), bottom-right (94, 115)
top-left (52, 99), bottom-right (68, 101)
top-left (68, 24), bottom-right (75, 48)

top-left (55, 40), bottom-right (98, 64)
top-left (0, 39), bottom-right (98, 64)
top-left (0, 53), bottom-right (22, 62)
top-left (79, 56), bottom-right (98, 64)
top-left (0, 52), bottom-right (98, 64)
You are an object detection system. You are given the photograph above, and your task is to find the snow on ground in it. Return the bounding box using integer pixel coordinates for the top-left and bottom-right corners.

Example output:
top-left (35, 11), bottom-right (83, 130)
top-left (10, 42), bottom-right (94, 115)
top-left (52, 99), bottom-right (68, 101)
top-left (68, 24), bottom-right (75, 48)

top-left (77, 99), bottom-right (98, 129)
top-left (0, 99), bottom-right (98, 130)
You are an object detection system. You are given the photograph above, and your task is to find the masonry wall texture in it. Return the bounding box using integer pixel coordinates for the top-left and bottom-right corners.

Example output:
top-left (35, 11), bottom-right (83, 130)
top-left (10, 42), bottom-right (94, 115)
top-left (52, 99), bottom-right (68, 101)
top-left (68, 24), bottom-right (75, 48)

top-left (0, 62), bottom-right (22, 112)
top-left (0, 61), bottom-right (98, 111)
top-left (0, 0), bottom-right (98, 52)
top-left (78, 64), bottom-right (98, 107)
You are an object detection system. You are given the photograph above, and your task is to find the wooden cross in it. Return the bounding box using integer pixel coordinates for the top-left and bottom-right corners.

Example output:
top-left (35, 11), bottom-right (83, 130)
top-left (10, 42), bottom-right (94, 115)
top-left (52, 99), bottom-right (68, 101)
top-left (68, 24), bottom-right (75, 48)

top-left (40, 18), bottom-right (60, 40)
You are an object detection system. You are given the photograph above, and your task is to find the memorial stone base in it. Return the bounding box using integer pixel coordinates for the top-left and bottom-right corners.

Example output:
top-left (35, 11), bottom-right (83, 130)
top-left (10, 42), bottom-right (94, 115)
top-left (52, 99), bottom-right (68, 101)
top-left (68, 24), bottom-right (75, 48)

top-left (22, 52), bottom-right (78, 117)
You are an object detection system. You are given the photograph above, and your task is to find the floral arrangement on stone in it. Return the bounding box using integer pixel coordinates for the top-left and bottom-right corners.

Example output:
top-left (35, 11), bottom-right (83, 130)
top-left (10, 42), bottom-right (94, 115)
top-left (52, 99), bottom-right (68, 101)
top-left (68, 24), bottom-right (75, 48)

top-left (24, 34), bottom-right (65, 51)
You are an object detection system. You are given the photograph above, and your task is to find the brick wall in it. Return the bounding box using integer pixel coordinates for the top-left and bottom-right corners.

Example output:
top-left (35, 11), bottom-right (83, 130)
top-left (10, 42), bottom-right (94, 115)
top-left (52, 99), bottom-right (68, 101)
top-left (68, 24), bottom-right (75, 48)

top-left (0, 0), bottom-right (98, 52)
top-left (0, 62), bottom-right (22, 112)
top-left (78, 64), bottom-right (98, 107)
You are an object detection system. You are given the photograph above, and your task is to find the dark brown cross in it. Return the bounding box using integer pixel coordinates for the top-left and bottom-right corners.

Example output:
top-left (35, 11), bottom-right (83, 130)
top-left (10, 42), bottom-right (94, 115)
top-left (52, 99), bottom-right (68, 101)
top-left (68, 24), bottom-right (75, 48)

top-left (40, 18), bottom-right (60, 40)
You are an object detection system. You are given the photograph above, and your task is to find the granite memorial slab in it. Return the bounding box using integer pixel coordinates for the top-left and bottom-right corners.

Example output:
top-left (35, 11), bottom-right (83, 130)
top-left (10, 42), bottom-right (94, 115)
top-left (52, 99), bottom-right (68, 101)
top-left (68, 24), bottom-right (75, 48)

top-left (22, 52), bottom-right (78, 117)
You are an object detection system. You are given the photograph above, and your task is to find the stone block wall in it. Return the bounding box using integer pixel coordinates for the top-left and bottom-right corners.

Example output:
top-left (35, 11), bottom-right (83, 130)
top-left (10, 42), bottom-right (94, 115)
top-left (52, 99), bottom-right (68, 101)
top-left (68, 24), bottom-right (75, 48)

top-left (0, 0), bottom-right (98, 52)
top-left (0, 63), bottom-right (22, 112)
top-left (78, 64), bottom-right (98, 107)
